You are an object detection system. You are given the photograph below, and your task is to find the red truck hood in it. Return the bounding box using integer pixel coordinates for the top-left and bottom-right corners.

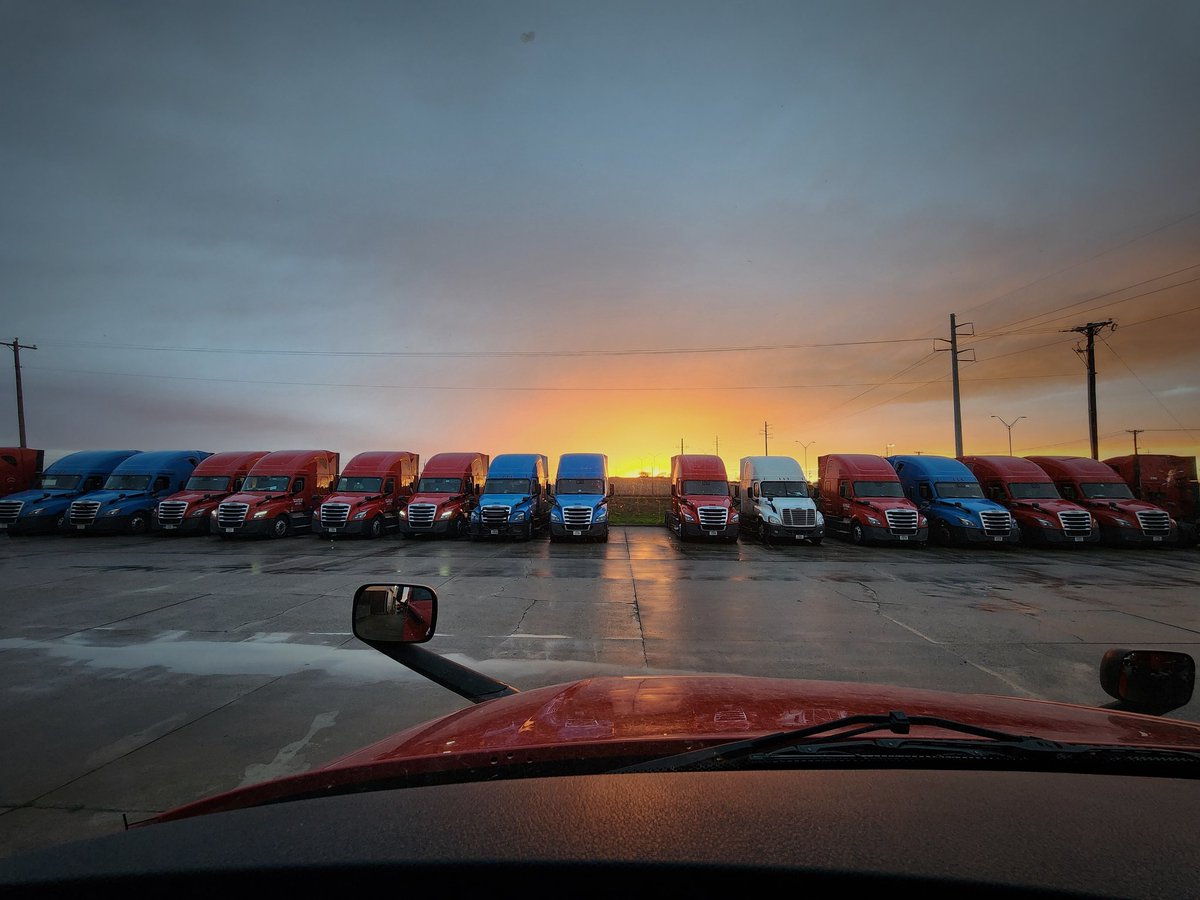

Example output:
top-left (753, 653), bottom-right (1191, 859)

top-left (856, 497), bottom-right (917, 512)
top-left (221, 492), bottom-right (289, 506)
top-left (1008, 498), bottom-right (1088, 516)
top-left (681, 495), bottom-right (732, 505)
top-left (153, 674), bottom-right (1200, 823)
top-left (323, 493), bottom-right (379, 506)
top-left (1082, 498), bottom-right (1168, 516)
top-left (162, 490), bottom-right (230, 505)
top-left (409, 493), bottom-right (460, 507)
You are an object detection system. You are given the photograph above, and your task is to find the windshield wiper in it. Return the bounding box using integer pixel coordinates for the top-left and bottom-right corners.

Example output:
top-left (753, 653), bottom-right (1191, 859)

top-left (612, 710), bottom-right (1200, 774)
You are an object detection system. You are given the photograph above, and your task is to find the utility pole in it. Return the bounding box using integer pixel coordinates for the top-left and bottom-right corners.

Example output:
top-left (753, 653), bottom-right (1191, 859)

top-left (1127, 429), bottom-right (1144, 496)
top-left (1064, 320), bottom-right (1116, 460)
top-left (1, 338), bottom-right (36, 448)
top-left (936, 315), bottom-right (975, 458)
top-left (794, 440), bottom-right (814, 480)
top-left (680, 438), bottom-right (684, 455)
top-left (761, 421), bottom-right (771, 455)
top-left (991, 415), bottom-right (1026, 456)
top-left (715, 436), bottom-right (719, 455)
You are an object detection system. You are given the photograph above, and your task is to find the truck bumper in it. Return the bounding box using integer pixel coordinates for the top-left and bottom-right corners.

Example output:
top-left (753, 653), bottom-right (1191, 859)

top-left (470, 521), bottom-right (530, 539)
top-left (862, 524), bottom-right (929, 544)
top-left (680, 521), bottom-right (740, 541)
top-left (946, 524), bottom-right (1021, 546)
top-left (2, 514), bottom-right (64, 535)
top-left (1098, 525), bottom-right (1177, 547)
top-left (313, 519), bottom-right (371, 537)
top-left (399, 519), bottom-right (458, 537)
top-left (550, 521), bottom-right (609, 540)
top-left (62, 515), bottom-right (135, 535)
top-left (153, 517), bottom-right (212, 535)
top-left (1025, 526), bottom-right (1100, 546)
top-left (211, 516), bottom-right (309, 537)
top-left (760, 522), bottom-right (824, 542)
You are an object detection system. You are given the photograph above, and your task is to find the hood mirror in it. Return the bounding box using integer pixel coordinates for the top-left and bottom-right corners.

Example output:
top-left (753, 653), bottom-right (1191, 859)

top-left (353, 583), bottom-right (437, 644)
top-left (1100, 648), bottom-right (1194, 714)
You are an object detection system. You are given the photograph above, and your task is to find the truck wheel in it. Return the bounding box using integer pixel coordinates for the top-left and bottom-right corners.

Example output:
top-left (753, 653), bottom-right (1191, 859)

top-left (368, 516), bottom-right (384, 539)
top-left (810, 537), bottom-right (823, 546)
top-left (759, 520), bottom-right (771, 545)
top-left (271, 516), bottom-right (290, 539)
top-left (934, 520), bottom-right (953, 546)
top-left (851, 520), bottom-right (866, 545)
top-left (128, 513), bottom-right (149, 535)
top-left (523, 521), bottom-right (533, 541)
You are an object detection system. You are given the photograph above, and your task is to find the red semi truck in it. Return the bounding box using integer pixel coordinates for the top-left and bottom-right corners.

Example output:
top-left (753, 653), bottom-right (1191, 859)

top-left (314, 451), bottom-right (419, 539)
top-left (1104, 454), bottom-right (1198, 547)
top-left (213, 450), bottom-right (339, 538)
top-left (398, 452), bottom-right (488, 538)
top-left (959, 455), bottom-right (1098, 546)
top-left (666, 454), bottom-right (739, 542)
top-left (817, 454), bottom-right (928, 545)
top-left (0, 448), bottom-right (43, 498)
top-left (152, 451), bottom-right (271, 534)
top-left (1027, 456), bottom-right (1175, 547)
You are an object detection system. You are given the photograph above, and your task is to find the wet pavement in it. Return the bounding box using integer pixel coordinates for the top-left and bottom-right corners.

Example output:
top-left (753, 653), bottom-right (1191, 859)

top-left (1, 527), bottom-right (1197, 857)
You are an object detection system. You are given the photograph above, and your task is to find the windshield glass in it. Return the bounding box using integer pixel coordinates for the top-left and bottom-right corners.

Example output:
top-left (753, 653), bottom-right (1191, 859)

top-left (936, 482), bottom-right (985, 499)
top-left (185, 475), bottom-right (231, 492)
top-left (417, 478), bottom-right (462, 494)
top-left (556, 478), bottom-right (604, 494)
top-left (35, 474), bottom-right (81, 490)
top-left (1081, 482), bottom-right (1136, 500)
top-left (484, 479), bottom-right (532, 495)
top-left (759, 481), bottom-right (809, 498)
top-left (682, 480), bottom-right (729, 496)
top-left (102, 475), bottom-right (150, 491)
top-left (853, 481), bottom-right (904, 498)
top-left (337, 476), bottom-right (383, 493)
top-left (1008, 482), bottom-right (1059, 500)
top-left (242, 475), bottom-right (292, 492)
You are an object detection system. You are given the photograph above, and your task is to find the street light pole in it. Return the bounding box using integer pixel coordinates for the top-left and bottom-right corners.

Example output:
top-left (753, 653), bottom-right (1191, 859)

top-left (794, 440), bottom-right (814, 480)
top-left (991, 415), bottom-right (1026, 456)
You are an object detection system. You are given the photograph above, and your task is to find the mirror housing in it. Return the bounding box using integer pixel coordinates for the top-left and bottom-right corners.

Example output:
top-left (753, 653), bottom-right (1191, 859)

top-left (1100, 648), bottom-right (1195, 714)
top-left (353, 583), bottom-right (437, 644)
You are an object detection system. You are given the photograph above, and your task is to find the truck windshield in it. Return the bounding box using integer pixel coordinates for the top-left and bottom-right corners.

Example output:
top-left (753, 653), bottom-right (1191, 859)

top-left (417, 478), bottom-right (462, 493)
top-left (759, 481), bottom-right (808, 498)
top-left (484, 479), bottom-right (533, 495)
top-left (242, 476), bottom-right (292, 492)
top-left (853, 481), bottom-right (904, 498)
top-left (337, 477), bottom-right (383, 493)
top-left (683, 480), bottom-right (729, 496)
top-left (102, 475), bottom-right (151, 491)
top-left (1008, 482), bottom-right (1059, 500)
top-left (936, 482), bottom-right (985, 499)
top-left (35, 474), bottom-right (80, 490)
top-left (557, 478), bottom-right (604, 494)
top-left (185, 476), bottom-right (231, 492)
top-left (1081, 482), bottom-right (1135, 500)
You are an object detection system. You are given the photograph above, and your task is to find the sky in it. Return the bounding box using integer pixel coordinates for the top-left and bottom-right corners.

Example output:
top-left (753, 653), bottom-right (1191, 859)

top-left (2, 0), bottom-right (1198, 479)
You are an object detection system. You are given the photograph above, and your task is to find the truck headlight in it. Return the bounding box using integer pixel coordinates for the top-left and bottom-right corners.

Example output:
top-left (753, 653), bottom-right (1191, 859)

top-left (730, 511), bottom-right (738, 523)
top-left (253, 510), bottom-right (270, 519)
top-left (106, 508), bottom-right (122, 516)
top-left (471, 509), bottom-right (481, 521)
top-left (594, 506), bottom-right (607, 521)
top-left (551, 507), bottom-right (563, 521)
top-left (1115, 519), bottom-right (1132, 527)
top-left (353, 511), bottom-right (368, 520)
top-left (1035, 518), bottom-right (1053, 527)
top-left (30, 508), bottom-right (44, 515)
top-left (440, 510), bottom-right (453, 519)
top-left (511, 510), bottom-right (526, 522)
top-left (191, 509), bottom-right (207, 517)
top-left (766, 513), bottom-right (780, 525)
top-left (398, 507), bottom-right (407, 518)
top-left (681, 509), bottom-right (695, 522)
top-left (866, 516), bottom-right (881, 525)
top-left (958, 517), bottom-right (974, 527)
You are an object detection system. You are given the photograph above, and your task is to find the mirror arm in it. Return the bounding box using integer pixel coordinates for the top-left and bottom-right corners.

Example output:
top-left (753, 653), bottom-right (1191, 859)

top-left (362, 640), bottom-right (519, 704)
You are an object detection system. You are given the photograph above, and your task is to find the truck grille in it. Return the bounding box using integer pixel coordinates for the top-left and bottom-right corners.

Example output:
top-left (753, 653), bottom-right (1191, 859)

top-left (884, 508), bottom-right (919, 534)
top-left (406, 503), bottom-right (436, 528)
top-left (481, 506), bottom-right (511, 527)
top-left (216, 503), bottom-right (249, 529)
top-left (1058, 510), bottom-right (1092, 536)
top-left (562, 506), bottom-right (593, 527)
top-left (68, 500), bottom-right (101, 526)
top-left (157, 501), bottom-right (188, 526)
top-left (780, 507), bottom-right (816, 528)
top-left (698, 507), bottom-right (728, 529)
top-left (0, 500), bottom-right (23, 525)
top-left (1136, 509), bottom-right (1172, 536)
top-left (980, 510), bottom-right (1012, 536)
top-left (320, 504), bottom-right (351, 528)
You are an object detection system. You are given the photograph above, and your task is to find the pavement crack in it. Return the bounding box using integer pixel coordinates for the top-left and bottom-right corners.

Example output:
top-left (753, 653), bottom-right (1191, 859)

top-left (624, 529), bottom-right (649, 667)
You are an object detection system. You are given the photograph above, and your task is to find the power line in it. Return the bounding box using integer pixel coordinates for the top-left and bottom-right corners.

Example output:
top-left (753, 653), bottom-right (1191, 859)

top-left (1100, 337), bottom-right (1199, 443)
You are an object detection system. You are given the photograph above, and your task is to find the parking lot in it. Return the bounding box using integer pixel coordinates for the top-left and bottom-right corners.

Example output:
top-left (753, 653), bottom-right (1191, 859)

top-left (2, 527), bottom-right (1198, 858)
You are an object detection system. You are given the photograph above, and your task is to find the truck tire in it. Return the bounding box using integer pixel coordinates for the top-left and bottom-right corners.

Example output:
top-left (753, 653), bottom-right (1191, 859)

top-left (368, 516), bottom-right (384, 539)
top-left (810, 536), bottom-right (823, 546)
top-left (934, 520), bottom-right (953, 546)
top-left (523, 521), bottom-right (533, 541)
top-left (128, 512), bottom-right (149, 535)
top-left (851, 520), bottom-right (866, 545)
top-left (271, 516), bottom-right (290, 539)
top-left (759, 520), bottom-right (771, 545)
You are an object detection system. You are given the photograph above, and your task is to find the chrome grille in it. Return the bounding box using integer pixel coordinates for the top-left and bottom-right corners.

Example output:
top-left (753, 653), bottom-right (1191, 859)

top-left (68, 500), bottom-right (100, 526)
top-left (216, 502), bottom-right (249, 529)
top-left (481, 506), bottom-right (511, 526)
top-left (780, 507), bottom-right (816, 528)
top-left (1136, 509), bottom-right (1172, 536)
top-left (698, 506), bottom-right (728, 528)
top-left (979, 510), bottom-right (1012, 536)
top-left (320, 503), bottom-right (351, 528)
top-left (157, 501), bottom-right (188, 526)
top-left (562, 506), bottom-right (593, 527)
top-left (884, 508), bottom-right (919, 534)
top-left (0, 500), bottom-right (23, 525)
top-left (1058, 510), bottom-right (1092, 536)
top-left (406, 503), bottom-right (436, 528)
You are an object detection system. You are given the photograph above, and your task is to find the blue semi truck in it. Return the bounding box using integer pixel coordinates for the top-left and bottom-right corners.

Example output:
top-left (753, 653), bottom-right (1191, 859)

top-left (470, 454), bottom-right (550, 540)
top-left (549, 453), bottom-right (611, 543)
top-left (63, 450), bottom-right (212, 535)
top-left (0, 450), bottom-right (142, 535)
top-left (888, 455), bottom-right (1019, 546)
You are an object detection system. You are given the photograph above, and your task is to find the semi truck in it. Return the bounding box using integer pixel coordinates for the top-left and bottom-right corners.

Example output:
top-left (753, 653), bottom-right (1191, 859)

top-left (0, 450), bottom-right (140, 534)
top-left (1027, 456), bottom-right (1176, 547)
top-left (816, 454), bottom-right (928, 545)
top-left (959, 455), bottom-right (1098, 546)
top-left (737, 455), bottom-right (823, 544)
top-left (152, 451), bottom-right (271, 534)
top-left (1103, 454), bottom-right (1198, 547)
top-left (399, 452), bottom-right (488, 538)
top-left (470, 454), bottom-right (550, 540)
top-left (314, 451), bottom-right (419, 539)
top-left (1, 448), bottom-right (43, 498)
top-left (888, 455), bottom-right (1018, 546)
top-left (64, 451), bottom-right (212, 534)
top-left (666, 454), bottom-right (739, 542)
top-left (213, 450), bottom-right (339, 538)
top-left (550, 453), bottom-right (611, 542)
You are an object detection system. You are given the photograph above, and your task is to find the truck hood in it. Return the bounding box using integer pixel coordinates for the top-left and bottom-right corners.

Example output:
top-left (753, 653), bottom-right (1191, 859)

top-left (74, 490), bottom-right (152, 506)
top-left (479, 493), bottom-right (533, 507)
top-left (1008, 498), bottom-right (1089, 517)
top-left (3, 488), bottom-right (79, 504)
top-left (221, 492), bottom-right (290, 507)
top-left (153, 674), bottom-right (1200, 823)
top-left (761, 497), bottom-right (817, 511)
top-left (323, 493), bottom-right (382, 507)
top-left (931, 498), bottom-right (1008, 516)
top-left (408, 493), bottom-right (457, 506)
top-left (161, 490), bottom-right (229, 505)
top-left (680, 494), bottom-right (732, 505)
top-left (1081, 498), bottom-right (1170, 516)
top-left (854, 497), bottom-right (917, 512)
top-left (554, 493), bottom-right (606, 508)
